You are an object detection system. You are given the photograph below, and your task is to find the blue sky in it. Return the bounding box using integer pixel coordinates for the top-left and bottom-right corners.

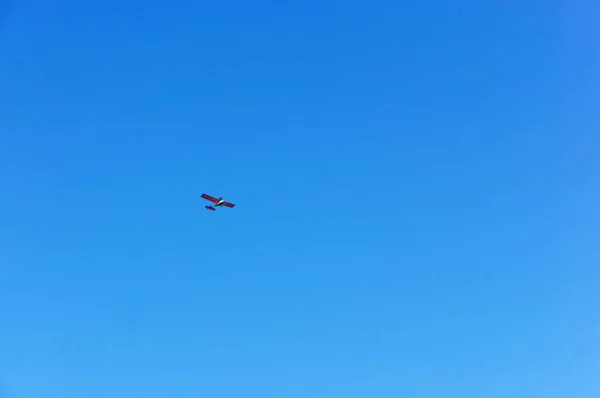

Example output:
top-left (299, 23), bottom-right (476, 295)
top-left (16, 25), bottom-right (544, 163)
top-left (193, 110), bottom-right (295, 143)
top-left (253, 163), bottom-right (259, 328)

top-left (0, 0), bottom-right (598, 397)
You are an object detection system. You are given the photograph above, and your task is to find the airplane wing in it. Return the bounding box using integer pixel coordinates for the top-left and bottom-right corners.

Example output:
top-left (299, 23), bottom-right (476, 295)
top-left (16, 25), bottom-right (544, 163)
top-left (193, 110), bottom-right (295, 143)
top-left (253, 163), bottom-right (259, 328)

top-left (201, 193), bottom-right (219, 203)
top-left (221, 201), bottom-right (235, 208)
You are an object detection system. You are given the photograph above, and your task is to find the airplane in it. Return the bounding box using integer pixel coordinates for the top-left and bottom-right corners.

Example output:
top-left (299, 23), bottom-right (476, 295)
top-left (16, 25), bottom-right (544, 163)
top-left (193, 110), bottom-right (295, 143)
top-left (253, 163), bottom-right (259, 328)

top-left (201, 193), bottom-right (235, 211)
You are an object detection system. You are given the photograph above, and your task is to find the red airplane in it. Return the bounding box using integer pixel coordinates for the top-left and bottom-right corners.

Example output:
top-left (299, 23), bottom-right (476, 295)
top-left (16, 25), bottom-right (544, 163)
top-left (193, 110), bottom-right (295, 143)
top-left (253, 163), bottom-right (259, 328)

top-left (201, 193), bottom-right (235, 211)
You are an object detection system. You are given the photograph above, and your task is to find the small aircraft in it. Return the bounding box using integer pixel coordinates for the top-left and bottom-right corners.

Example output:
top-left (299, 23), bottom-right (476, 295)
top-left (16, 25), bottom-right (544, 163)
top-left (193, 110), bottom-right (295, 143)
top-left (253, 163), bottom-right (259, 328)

top-left (201, 193), bottom-right (235, 211)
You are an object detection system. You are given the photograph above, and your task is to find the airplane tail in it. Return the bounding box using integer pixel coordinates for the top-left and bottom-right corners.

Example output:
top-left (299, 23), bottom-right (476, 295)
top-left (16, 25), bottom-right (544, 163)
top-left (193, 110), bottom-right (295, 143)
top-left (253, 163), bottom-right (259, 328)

top-left (205, 205), bottom-right (215, 211)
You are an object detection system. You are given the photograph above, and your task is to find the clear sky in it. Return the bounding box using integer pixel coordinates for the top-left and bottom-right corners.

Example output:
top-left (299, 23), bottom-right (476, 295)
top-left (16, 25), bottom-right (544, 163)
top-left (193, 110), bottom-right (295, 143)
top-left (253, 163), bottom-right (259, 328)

top-left (1, 0), bottom-right (598, 397)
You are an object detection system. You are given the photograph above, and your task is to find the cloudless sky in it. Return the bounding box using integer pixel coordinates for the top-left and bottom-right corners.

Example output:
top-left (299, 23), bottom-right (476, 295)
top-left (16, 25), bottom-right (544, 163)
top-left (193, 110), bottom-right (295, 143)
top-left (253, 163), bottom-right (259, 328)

top-left (1, 0), bottom-right (598, 397)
